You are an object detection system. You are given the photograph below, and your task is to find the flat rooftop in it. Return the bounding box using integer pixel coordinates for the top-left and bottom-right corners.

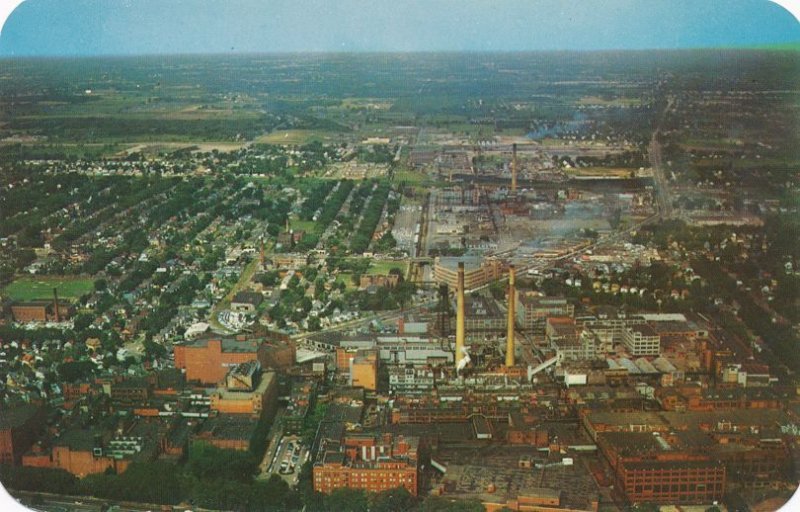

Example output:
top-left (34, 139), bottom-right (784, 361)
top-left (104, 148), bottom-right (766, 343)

top-left (437, 449), bottom-right (598, 511)
top-left (195, 414), bottom-right (257, 441)
top-left (179, 336), bottom-right (261, 353)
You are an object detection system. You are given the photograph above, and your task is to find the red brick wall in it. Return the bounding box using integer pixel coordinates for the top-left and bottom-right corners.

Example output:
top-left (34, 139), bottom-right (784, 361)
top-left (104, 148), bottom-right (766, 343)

top-left (10, 305), bottom-right (48, 323)
top-left (50, 446), bottom-right (129, 478)
top-left (313, 464), bottom-right (418, 496)
top-left (175, 340), bottom-right (257, 384)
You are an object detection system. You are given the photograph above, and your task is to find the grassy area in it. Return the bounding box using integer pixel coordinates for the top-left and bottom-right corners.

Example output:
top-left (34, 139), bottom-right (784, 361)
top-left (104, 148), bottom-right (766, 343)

top-left (290, 219), bottom-right (317, 232)
top-left (577, 96), bottom-right (642, 107)
top-left (3, 276), bottom-right (94, 301)
top-left (335, 273), bottom-right (356, 290)
top-left (394, 168), bottom-right (433, 185)
top-left (367, 260), bottom-right (407, 275)
top-left (255, 130), bottom-right (339, 145)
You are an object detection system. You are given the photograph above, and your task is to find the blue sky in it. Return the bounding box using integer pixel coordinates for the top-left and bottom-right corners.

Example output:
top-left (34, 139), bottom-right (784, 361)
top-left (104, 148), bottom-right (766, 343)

top-left (0, 0), bottom-right (798, 56)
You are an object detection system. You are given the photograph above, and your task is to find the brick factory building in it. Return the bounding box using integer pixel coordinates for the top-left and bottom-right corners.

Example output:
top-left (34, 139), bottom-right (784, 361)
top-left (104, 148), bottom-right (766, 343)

top-left (173, 334), bottom-right (295, 384)
top-left (10, 301), bottom-right (74, 323)
top-left (597, 431), bottom-right (725, 505)
top-left (210, 363), bottom-right (278, 417)
top-left (585, 410), bottom-right (794, 504)
top-left (313, 433), bottom-right (421, 496)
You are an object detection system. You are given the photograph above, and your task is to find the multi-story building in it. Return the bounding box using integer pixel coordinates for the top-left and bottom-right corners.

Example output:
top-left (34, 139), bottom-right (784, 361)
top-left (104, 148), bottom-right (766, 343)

top-left (450, 295), bottom-right (506, 340)
top-left (516, 294), bottom-right (574, 334)
top-left (598, 431), bottom-right (725, 505)
top-left (109, 378), bottom-right (150, 406)
top-left (313, 433), bottom-right (421, 496)
top-left (616, 459), bottom-right (726, 504)
top-left (622, 324), bottom-right (661, 356)
top-left (585, 409), bottom-right (793, 501)
top-left (388, 365), bottom-right (435, 394)
top-left (210, 364), bottom-right (278, 417)
top-left (282, 382), bottom-right (315, 435)
top-left (546, 317), bottom-right (598, 361)
top-left (174, 337), bottom-right (261, 384)
top-left (173, 335), bottom-right (294, 384)
top-left (432, 256), bottom-right (503, 290)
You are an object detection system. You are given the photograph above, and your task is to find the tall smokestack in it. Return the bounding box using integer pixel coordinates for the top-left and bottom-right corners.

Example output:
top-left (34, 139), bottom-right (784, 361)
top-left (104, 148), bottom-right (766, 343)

top-left (53, 287), bottom-right (60, 323)
top-left (285, 218), bottom-right (290, 234)
top-left (455, 262), bottom-right (466, 371)
top-left (511, 143), bottom-right (518, 193)
top-left (505, 266), bottom-right (516, 367)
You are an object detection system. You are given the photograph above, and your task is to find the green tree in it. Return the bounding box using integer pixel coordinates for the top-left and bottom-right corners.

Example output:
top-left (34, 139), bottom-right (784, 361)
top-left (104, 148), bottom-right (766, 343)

top-left (188, 442), bottom-right (259, 484)
top-left (370, 486), bottom-right (416, 512)
top-left (0, 465), bottom-right (78, 495)
top-left (73, 312), bottom-right (95, 332)
top-left (324, 488), bottom-right (368, 512)
top-left (58, 360), bottom-right (96, 382)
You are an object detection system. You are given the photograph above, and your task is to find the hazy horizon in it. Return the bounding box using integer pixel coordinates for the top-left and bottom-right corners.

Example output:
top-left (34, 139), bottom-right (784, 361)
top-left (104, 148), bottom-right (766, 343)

top-left (1, 0), bottom-right (799, 57)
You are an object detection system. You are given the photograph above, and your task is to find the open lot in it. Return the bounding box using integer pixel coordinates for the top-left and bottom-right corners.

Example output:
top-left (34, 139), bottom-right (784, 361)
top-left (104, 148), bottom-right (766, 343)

top-left (367, 260), bottom-right (407, 275)
top-left (256, 130), bottom-right (342, 145)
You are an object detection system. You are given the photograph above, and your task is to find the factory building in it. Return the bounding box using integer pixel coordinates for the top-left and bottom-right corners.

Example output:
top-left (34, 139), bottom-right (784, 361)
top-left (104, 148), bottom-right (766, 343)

top-left (432, 256), bottom-right (504, 290)
top-left (210, 362), bottom-right (278, 417)
top-left (173, 335), bottom-right (294, 384)
top-left (516, 294), bottom-right (574, 334)
top-left (10, 301), bottom-right (74, 323)
top-left (313, 433), bottom-right (421, 496)
top-left (622, 324), bottom-right (661, 357)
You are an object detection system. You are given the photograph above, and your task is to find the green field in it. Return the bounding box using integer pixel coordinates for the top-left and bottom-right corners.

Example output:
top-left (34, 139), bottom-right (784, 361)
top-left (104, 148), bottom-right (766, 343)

top-left (3, 277), bottom-right (94, 301)
top-left (290, 219), bottom-right (317, 232)
top-left (255, 130), bottom-right (340, 145)
top-left (367, 260), bottom-right (407, 275)
top-left (335, 273), bottom-right (357, 290)
top-left (394, 168), bottom-right (433, 185)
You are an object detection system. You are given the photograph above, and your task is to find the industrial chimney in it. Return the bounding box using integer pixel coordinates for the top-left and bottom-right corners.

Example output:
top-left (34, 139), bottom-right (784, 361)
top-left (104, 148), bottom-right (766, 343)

top-left (52, 287), bottom-right (60, 323)
top-left (259, 237), bottom-right (265, 269)
top-left (511, 143), bottom-right (518, 194)
top-left (506, 266), bottom-right (516, 367)
top-left (455, 262), bottom-right (466, 371)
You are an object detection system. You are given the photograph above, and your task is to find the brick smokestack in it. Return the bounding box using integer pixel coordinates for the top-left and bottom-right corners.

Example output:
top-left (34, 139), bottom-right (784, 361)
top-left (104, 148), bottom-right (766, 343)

top-left (506, 266), bottom-right (516, 367)
top-left (455, 262), bottom-right (466, 371)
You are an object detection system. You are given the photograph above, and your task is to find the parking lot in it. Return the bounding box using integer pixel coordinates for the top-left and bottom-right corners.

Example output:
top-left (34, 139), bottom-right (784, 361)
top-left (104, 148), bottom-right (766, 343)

top-left (266, 435), bottom-right (310, 485)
